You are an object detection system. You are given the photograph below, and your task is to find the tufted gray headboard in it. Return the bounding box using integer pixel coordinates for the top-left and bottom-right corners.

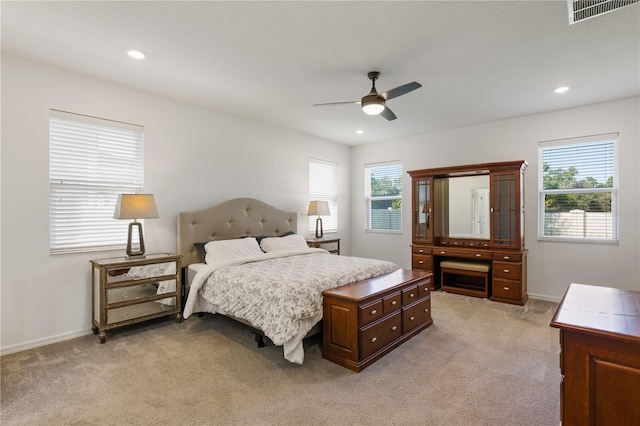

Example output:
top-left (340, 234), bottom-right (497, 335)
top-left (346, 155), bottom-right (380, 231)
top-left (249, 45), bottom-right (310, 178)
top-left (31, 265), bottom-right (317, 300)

top-left (177, 198), bottom-right (298, 266)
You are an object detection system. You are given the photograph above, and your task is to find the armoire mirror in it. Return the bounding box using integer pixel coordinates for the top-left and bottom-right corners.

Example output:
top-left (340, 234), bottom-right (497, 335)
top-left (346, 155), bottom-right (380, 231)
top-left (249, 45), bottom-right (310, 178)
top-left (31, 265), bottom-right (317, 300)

top-left (435, 174), bottom-right (490, 240)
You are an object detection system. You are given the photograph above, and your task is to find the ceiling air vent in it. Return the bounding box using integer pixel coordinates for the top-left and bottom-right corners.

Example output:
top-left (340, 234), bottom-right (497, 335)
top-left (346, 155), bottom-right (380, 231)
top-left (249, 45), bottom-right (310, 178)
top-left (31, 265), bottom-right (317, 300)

top-left (568, 0), bottom-right (639, 24)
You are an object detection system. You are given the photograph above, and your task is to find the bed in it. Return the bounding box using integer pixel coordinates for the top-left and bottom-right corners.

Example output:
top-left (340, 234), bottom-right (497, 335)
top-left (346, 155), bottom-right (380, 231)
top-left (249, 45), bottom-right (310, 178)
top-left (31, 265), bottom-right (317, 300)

top-left (178, 198), bottom-right (400, 364)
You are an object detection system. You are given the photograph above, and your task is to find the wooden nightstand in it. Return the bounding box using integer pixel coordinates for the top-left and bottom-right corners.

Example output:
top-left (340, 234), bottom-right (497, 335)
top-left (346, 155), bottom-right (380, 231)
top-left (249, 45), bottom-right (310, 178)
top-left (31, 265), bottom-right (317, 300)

top-left (90, 253), bottom-right (182, 343)
top-left (306, 237), bottom-right (340, 255)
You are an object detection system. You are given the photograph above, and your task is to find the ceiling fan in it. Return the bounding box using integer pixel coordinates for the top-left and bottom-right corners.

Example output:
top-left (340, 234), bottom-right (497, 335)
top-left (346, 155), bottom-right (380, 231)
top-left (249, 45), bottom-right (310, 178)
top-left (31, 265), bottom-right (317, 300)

top-left (313, 71), bottom-right (422, 121)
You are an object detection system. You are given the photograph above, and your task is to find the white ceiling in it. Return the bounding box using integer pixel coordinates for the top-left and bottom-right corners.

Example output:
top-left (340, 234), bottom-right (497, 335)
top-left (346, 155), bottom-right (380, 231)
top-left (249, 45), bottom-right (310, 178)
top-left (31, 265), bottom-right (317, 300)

top-left (2, 1), bottom-right (639, 145)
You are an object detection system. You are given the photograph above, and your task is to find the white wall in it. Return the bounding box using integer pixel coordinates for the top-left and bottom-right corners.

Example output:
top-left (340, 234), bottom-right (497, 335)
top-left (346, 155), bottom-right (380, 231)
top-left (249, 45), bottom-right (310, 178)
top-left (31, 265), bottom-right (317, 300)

top-left (351, 97), bottom-right (640, 301)
top-left (0, 54), bottom-right (351, 354)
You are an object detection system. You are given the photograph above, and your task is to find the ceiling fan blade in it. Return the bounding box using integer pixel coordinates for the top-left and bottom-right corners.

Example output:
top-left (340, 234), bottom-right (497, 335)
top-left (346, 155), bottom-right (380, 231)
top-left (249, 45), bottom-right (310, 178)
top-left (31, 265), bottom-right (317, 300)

top-left (380, 106), bottom-right (397, 121)
top-left (381, 82), bottom-right (422, 101)
top-left (312, 101), bottom-right (360, 107)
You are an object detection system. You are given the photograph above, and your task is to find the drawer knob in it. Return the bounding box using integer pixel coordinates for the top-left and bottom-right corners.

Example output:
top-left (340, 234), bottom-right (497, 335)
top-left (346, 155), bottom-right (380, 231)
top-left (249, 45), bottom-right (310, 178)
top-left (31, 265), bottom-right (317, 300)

top-left (440, 251), bottom-right (446, 254)
top-left (504, 256), bottom-right (510, 260)
top-left (419, 249), bottom-right (424, 253)
top-left (419, 260), bottom-right (424, 264)
top-left (475, 254), bottom-right (481, 257)
top-left (391, 301), bottom-right (397, 305)
top-left (410, 316), bottom-right (415, 321)
top-left (121, 292), bottom-right (128, 298)
top-left (410, 293), bottom-right (415, 298)
top-left (391, 326), bottom-right (398, 331)
top-left (371, 309), bottom-right (377, 315)
top-left (503, 286), bottom-right (510, 291)
top-left (371, 337), bottom-right (377, 343)
top-left (503, 269), bottom-right (510, 273)
top-left (121, 312), bottom-right (129, 319)
top-left (424, 308), bottom-right (429, 313)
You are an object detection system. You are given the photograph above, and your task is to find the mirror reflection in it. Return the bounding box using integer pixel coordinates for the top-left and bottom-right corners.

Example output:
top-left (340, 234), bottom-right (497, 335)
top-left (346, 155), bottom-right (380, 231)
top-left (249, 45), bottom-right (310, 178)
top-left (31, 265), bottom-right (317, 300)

top-left (443, 175), bottom-right (490, 239)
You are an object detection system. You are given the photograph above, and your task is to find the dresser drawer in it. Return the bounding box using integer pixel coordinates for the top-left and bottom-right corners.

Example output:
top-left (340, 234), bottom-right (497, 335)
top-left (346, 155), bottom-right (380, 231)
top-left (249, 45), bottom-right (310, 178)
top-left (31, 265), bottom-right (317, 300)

top-left (402, 285), bottom-right (419, 305)
top-left (492, 278), bottom-right (522, 301)
top-left (359, 300), bottom-right (383, 326)
top-left (402, 297), bottom-right (431, 333)
top-left (493, 261), bottom-right (522, 280)
top-left (360, 311), bottom-right (402, 360)
top-left (383, 292), bottom-right (402, 314)
top-left (412, 254), bottom-right (433, 270)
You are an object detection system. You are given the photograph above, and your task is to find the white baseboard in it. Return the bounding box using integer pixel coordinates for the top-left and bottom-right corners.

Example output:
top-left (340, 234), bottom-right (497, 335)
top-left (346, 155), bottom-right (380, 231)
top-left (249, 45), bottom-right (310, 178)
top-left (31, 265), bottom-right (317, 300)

top-left (1, 328), bottom-right (93, 356)
top-left (528, 293), bottom-right (562, 303)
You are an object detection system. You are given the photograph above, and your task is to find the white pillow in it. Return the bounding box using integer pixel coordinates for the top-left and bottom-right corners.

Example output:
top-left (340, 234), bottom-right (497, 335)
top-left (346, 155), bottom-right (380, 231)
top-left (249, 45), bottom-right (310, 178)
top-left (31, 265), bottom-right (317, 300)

top-left (260, 233), bottom-right (308, 253)
top-left (204, 238), bottom-right (264, 264)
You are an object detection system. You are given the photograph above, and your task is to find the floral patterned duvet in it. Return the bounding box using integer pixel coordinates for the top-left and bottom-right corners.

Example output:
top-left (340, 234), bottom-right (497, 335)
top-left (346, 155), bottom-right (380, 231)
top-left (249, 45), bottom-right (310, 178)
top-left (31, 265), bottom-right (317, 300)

top-left (183, 248), bottom-right (398, 346)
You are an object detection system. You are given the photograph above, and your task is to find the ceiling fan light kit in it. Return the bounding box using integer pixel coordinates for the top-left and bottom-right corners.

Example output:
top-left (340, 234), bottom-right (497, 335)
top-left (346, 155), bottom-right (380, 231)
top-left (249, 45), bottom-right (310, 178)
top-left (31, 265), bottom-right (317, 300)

top-left (361, 95), bottom-right (385, 115)
top-left (314, 71), bottom-right (422, 121)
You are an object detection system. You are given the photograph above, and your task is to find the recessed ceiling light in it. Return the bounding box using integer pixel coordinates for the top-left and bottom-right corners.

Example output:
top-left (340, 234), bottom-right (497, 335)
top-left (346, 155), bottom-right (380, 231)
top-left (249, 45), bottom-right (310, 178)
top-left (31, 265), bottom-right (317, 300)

top-left (554, 86), bottom-right (570, 94)
top-left (126, 48), bottom-right (147, 59)
top-left (355, 130), bottom-right (364, 134)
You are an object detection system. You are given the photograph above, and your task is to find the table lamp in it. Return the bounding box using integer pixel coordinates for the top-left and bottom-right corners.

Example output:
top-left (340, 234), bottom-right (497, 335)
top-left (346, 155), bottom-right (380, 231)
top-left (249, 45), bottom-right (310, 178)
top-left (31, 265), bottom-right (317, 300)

top-left (113, 194), bottom-right (159, 258)
top-left (308, 200), bottom-right (330, 239)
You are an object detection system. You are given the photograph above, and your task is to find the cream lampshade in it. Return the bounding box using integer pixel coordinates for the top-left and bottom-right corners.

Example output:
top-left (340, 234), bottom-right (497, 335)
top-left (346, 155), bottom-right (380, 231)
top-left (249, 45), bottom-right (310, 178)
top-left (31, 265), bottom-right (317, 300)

top-left (113, 194), bottom-right (159, 258)
top-left (308, 200), bottom-right (330, 239)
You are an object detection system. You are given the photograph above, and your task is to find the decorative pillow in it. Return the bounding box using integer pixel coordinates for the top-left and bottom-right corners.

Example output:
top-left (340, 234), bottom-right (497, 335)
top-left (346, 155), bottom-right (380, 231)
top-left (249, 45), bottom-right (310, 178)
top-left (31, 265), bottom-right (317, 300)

top-left (260, 233), bottom-right (308, 253)
top-left (204, 238), bottom-right (265, 264)
top-left (242, 231), bottom-right (294, 246)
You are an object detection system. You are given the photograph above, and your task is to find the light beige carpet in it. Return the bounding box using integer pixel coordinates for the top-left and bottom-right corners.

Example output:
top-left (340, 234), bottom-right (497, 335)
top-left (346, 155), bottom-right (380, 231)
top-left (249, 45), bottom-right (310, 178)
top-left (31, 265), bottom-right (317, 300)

top-left (1, 291), bottom-right (561, 425)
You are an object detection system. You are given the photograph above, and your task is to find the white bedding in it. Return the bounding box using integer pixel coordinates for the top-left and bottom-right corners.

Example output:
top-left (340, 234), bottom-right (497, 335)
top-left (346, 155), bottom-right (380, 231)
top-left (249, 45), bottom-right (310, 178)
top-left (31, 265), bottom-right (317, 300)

top-left (183, 248), bottom-right (399, 364)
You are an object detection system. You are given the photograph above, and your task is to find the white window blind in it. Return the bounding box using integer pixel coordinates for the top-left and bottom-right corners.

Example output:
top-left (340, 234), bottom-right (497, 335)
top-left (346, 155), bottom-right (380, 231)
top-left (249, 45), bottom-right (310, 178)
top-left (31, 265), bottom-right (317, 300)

top-left (365, 161), bottom-right (402, 232)
top-left (538, 133), bottom-right (618, 242)
top-left (49, 110), bottom-right (144, 253)
top-left (308, 159), bottom-right (338, 233)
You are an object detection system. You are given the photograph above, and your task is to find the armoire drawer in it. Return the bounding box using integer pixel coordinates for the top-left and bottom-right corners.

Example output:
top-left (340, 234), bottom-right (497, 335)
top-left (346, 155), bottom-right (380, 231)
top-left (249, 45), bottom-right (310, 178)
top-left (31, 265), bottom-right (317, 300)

top-left (493, 261), bottom-right (522, 280)
top-left (412, 254), bottom-right (433, 270)
top-left (492, 278), bottom-right (522, 300)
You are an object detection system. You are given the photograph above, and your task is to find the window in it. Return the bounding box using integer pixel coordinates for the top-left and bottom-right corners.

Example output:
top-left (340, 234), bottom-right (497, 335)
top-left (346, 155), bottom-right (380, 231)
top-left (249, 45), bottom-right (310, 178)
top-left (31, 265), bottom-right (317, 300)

top-left (365, 161), bottom-right (402, 232)
top-left (308, 159), bottom-right (338, 234)
top-left (49, 110), bottom-right (144, 253)
top-left (538, 133), bottom-right (618, 242)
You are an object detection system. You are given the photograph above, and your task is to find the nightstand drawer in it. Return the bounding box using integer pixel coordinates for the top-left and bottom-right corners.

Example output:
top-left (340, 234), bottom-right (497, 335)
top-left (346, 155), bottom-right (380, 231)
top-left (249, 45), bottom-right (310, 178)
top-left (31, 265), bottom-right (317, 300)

top-left (107, 298), bottom-right (176, 325)
top-left (107, 283), bottom-right (159, 304)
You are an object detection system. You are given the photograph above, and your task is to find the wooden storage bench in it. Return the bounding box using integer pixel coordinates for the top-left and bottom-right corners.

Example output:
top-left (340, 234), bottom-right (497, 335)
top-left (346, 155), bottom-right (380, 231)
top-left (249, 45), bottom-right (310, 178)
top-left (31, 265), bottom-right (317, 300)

top-left (440, 260), bottom-right (491, 299)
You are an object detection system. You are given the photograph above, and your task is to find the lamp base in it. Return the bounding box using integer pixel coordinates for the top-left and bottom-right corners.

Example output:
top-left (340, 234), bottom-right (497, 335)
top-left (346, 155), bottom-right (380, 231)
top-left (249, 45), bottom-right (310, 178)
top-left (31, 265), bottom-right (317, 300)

top-left (315, 217), bottom-right (324, 239)
top-left (126, 221), bottom-right (146, 258)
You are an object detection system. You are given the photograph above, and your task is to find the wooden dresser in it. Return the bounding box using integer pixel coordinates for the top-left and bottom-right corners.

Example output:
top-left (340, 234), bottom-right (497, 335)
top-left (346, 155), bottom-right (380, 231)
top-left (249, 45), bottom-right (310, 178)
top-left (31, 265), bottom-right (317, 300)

top-left (322, 269), bottom-right (433, 372)
top-left (550, 283), bottom-right (640, 425)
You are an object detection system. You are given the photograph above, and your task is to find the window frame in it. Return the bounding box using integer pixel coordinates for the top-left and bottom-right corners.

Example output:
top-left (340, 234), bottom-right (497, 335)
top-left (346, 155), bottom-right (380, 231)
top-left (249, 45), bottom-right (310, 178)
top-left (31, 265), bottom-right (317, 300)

top-left (308, 158), bottom-right (338, 235)
top-left (537, 133), bottom-right (618, 243)
top-left (49, 110), bottom-right (144, 254)
top-left (365, 160), bottom-right (403, 233)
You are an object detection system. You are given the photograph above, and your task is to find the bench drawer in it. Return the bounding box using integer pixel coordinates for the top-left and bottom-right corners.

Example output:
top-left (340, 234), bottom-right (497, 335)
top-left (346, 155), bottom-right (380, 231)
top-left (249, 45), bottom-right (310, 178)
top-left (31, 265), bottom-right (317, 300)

top-left (360, 311), bottom-right (402, 360)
